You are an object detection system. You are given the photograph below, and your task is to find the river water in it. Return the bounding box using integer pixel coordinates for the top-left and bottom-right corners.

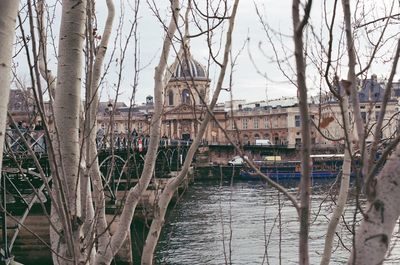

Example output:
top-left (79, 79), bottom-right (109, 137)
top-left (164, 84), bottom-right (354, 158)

top-left (155, 178), bottom-right (400, 265)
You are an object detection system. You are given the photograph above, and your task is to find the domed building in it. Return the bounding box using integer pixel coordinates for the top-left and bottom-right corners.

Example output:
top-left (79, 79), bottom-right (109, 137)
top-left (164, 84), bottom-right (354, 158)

top-left (161, 53), bottom-right (211, 140)
top-left (165, 54), bottom-right (210, 107)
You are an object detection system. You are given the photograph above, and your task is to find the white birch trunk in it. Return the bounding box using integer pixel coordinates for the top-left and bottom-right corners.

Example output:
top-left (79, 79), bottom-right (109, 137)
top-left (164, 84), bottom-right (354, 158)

top-left (340, 0), bottom-right (400, 263)
top-left (36, 2), bottom-right (76, 262)
top-left (341, 0), bottom-right (368, 194)
top-left (348, 144), bottom-right (400, 264)
top-left (86, 0), bottom-right (115, 255)
top-left (0, 6), bottom-right (19, 262)
top-left (141, 1), bottom-right (239, 263)
top-left (37, 0), bottom-right (56, 99)
top-left (51, 0), bottom-right (87, 263)
top-left (0, 0), bottom-right (19, 178)
top-left (320, 91), bottom-right (352, 265)
top-left (93, 1), bottom-right (180, 264)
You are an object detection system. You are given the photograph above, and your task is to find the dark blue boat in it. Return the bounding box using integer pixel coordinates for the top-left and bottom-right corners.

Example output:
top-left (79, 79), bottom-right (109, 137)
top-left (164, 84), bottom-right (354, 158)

top-left (239, 154), bottom-right (343, 180)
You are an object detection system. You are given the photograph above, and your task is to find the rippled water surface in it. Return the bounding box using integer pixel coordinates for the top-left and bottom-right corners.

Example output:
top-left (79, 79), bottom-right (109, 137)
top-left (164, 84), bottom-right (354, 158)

top-left (155, 179), bottom-right (400, 265)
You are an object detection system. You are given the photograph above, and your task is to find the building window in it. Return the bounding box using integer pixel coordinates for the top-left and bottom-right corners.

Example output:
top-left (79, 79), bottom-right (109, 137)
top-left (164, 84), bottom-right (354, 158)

top-left (242, 118), bottom-right (248, 129)
top-left (295, 115), bottom-right (301, 127)
top-left (182, 89), bottom-right (191, 104)
top-left (254, 118), bottom-right (259, 129)
top-left (264, 117), bottom-right (269, 128)
top-left (231, 120), bottom-right (237, 130)
top-left (168, 90), bottom-right (174, 106)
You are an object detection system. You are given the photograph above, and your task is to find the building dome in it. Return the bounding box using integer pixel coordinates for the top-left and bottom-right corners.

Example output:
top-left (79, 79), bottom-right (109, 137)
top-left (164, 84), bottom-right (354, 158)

top-left (172, 56), bottom-right (207, 80)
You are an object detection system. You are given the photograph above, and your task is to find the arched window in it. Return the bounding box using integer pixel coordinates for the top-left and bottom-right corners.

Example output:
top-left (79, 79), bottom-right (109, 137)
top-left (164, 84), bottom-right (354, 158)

top-left (182, 89), bottom-right (191, 104)
top-left (168, 90), bottom-right (174, 106)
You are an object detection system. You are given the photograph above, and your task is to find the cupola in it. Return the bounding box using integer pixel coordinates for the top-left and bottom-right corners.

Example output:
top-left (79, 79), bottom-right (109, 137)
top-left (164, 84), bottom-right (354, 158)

top-left (171, 55), bottom-right (207, 81)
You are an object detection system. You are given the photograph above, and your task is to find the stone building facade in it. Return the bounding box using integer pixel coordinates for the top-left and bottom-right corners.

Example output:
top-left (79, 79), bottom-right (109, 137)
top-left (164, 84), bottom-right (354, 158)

top-left (7, 54), bottom-right (400, 152)
top-left (161, 54), bottom-right (210, 140)
top-left (95, 57), bottom-right (400, 151)
top-left (318, 76), bottom-right (399, 147)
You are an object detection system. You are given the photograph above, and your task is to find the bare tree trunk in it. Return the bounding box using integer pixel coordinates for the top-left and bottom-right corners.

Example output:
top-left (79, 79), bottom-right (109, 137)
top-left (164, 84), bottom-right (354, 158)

top-left (320, 90), bottom-right (352, 265)
top-left (37, 0), bottom-right (56, 99)
top-left (346, 33), bottom-right (400, 265)
top-left (365, 39), bottom-right (400, 197)
top-left (348, 142), bottom-right (400, 264)
top-left (340, 0), bottom-right (400, 263)
top-left (292, 0), bottom-right (312, 264)
top-left (0, 0), bottom-right (19, 178)
top-left (35, 2), bottom-right (76, 263)
top-left (141, 1), bottom-right (240, 263)
top-left (0, 6), bottom-right (19, 261)
top-left (92, 1), bottom-right (180, 264)
top-left (51, 0), bottom-right (87, 263)
top-left (341, 0), bottom-right (366, 190)
top-left (86, 0), bottom-right (115, 255)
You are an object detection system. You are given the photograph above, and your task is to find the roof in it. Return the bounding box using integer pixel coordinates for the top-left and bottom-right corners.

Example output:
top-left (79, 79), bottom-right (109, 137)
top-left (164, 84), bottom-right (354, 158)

top-left (236, 97), bottom-right (300, 110)
top-left (358, 77), bottom-right (384, 102)
top-left (98, 102), bottom-right (128, 114)
top-left (171, 55), bottom-right (207, 80)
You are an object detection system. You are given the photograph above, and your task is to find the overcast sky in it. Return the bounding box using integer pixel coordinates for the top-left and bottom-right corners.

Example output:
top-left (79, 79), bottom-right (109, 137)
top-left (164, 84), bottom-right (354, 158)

top-left (14, 1), bottom-right (400, 105)
top-left (92, 0), bottom-right (300, 104)
top-left (124, 0), bottom-right (399, 105)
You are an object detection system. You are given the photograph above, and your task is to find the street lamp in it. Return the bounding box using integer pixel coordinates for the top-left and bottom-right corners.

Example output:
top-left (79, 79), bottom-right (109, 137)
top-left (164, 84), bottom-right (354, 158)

top-left (107, 102), bottom-right (114, 149)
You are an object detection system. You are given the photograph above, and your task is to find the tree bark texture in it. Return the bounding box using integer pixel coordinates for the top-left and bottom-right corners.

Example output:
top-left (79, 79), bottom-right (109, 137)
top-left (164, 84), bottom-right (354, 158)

top-left (320, 92), bottom-right (352, 265)
top-left (349, 142), bottom-right (400, 264)
top-left (292, 0), bottom-right (312, 264)
top-left (51, 0), bottom-right (87, 264)
top-left (86, 0), bottom-right (115, 255)
top-left (341, 0), bottom-right (367, 192)
top-left (0, 0), bottom-right (19, 180)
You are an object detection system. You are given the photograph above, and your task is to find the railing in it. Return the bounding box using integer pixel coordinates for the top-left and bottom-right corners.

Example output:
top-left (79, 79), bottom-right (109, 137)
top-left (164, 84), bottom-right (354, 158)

top-left (5, 129), bottom-right (328, 156)
top-left (3, 129), bottom-right (194, 155)
top-left (4, 129), bottom-right (46, 155)
top-left (96, 135), bottom-right (193, 151)
top-left (208, 141), bottom-right (289, 148)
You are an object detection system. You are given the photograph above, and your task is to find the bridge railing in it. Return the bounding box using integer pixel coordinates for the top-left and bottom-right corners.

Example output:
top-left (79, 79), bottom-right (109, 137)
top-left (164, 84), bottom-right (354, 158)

top-left (96, 134), bottom-right (193, 151)
top-left (4, 129), bottom-right (46, 156)
top-left (3, 129), bottom-right (194, 156)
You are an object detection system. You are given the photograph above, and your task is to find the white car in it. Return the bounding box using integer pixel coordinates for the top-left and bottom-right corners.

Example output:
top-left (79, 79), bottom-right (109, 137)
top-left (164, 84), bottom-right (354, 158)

top-left (228, 156), bottom-right (247, 166)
